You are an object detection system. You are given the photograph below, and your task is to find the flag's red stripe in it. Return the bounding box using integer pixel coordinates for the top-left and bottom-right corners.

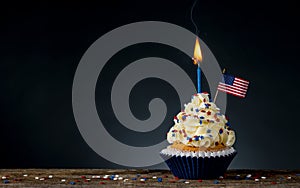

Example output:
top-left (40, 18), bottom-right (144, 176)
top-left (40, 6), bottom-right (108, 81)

top-left (235, 77), bottom-right (249, 84)
top-left (217, 87), bottom-right (246, 98)
top-left (233, 82), bottom-right (248, 89)
top-left (218, 85), bottom-right (246, 95)
top-left (219, 82), bottom-right (247, 93)
top-left (234, 79), bottom-right (249, 87)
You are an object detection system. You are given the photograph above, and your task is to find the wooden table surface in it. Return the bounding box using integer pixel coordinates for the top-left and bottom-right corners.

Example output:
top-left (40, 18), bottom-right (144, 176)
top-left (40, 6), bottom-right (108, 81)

top-left (1, 169), bottom-right (300, 187)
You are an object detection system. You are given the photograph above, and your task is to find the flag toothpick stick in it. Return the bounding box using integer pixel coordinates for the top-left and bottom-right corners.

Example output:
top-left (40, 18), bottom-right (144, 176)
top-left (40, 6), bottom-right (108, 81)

top-left (213, 68), bottom-right (226, 103)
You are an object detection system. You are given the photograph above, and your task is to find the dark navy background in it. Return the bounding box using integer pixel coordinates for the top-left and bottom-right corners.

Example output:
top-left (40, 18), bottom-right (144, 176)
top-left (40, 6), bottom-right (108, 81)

top-left (1, 0), bottom-right (299, 168)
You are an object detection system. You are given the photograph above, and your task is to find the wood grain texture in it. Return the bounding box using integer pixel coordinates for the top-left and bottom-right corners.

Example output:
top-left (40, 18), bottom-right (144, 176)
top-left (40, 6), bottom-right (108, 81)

top-left (1, 169), bottom-right (300, 187)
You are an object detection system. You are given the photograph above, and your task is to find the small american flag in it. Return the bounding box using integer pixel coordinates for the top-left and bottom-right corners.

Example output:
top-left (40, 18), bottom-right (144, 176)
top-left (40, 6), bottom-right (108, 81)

top-left (217, 74), bottom-right (249, 98)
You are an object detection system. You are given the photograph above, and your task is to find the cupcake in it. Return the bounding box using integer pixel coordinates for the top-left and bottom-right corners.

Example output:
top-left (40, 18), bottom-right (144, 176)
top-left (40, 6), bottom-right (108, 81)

top-left (160, 92), bottom-right (237, 179)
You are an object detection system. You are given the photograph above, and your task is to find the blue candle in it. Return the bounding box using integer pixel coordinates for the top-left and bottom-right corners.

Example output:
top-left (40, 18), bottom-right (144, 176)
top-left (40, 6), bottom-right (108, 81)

top-left (197, 65), bottom-right (201, 93)
top-left (193, 37), bottom-right (202, 93)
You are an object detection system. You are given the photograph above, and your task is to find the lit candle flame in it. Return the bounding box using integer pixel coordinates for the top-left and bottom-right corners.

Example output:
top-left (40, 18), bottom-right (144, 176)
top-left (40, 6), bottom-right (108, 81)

top-left (193, 37), bottom-right (203, 65)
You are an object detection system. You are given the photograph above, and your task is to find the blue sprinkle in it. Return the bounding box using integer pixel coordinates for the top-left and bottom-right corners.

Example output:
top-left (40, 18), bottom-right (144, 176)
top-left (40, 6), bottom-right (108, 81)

top-left (213, 180), bottom-right (219, 184)
top-left (209, 134), bottom-right (213, 137)
top-left (210, 120), bottom-right (215, 123)
top-left (200, 116), bottom-right (204, 119)
top-left (209, 99), bottom-right (212, 102)
top-left (205, 104), bottom-right (209, 108)
top-left (186, 137), bottom-right (190, 140)
top-left (226, 122), bottom-right (230, 126)
top-left (110, 175), bottom-right (115, 180)
top-left (195, 109), bottom-right (199, 112)
top-left (199, 120), bottom-right (202, 125)
top-left (70, 181), bottom-right (76, 185)
top-left (3, 180), bottom-right (9, 184)
top-left (195, 136), bottom-right (199, 141)
top-left (132, 178), bottom-right (137, 180)
top-left (157, 177), bottom-right (163, 182)
top-left (207, 129), bottom-right (211, 133)
top-left (200, 136), bottom-right (204, 140)
top-left (136, 174), bottom-right (141, 177)
top-left (182, 116), bottom-right (186, 120)
top-left (219, 129), bottom-right (223, 134)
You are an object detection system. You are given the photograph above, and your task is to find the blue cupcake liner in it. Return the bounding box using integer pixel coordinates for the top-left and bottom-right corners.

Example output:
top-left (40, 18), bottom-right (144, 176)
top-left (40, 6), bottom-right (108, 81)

top-left (160, 151), bottom-right (237, 179)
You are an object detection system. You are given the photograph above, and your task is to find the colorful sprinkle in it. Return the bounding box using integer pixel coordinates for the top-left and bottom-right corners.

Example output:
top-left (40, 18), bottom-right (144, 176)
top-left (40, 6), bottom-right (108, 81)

top-left (194, 136), bottom-right (200, 141)
top-left (70, 181), bottom-right (76, 185)
top-left (178, 179), bottom-right (186, 183)
top-left (200, 136), bottom-right (204, 140)
top-left (213, 180), bottom-right (219, 184)
top-left (157, 177), bottom-right (163, 182)
top-left (3, 180), bottom-right (9, 184)
top-left (195, 109), bottom-right (199, 112)
top-left (207, 129), bottom-right (211, 133)
top-left (198, 179), bottom-right (203, 182)
top-left (199, 120), bottom-right (202, 125)
top-left (207, 111), bottom-right (211, 115)
top-left (131, 178), bottom-right (137, 180)
top-left (219, 129), bottom-right (223, 134)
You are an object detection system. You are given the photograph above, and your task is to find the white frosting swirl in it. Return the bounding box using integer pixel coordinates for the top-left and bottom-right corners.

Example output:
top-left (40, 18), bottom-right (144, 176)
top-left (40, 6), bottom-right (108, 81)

top-left (167, 93), bottom-right (236, 148)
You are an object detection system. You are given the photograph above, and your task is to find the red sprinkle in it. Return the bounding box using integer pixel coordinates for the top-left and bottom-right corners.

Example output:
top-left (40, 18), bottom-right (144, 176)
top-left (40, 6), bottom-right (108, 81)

top-left (81, 176), bottom-right (86, 179)
top-left (271, 182), bottom-right (277, 184)
top-left (207, 111), bottom-right (211, 115)
top-left (99, 182), bottom-right (106, 184)
top-left (174, 177), bottom-right (179, 180)
top-left (198, 179), bottom-right (203, 182)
